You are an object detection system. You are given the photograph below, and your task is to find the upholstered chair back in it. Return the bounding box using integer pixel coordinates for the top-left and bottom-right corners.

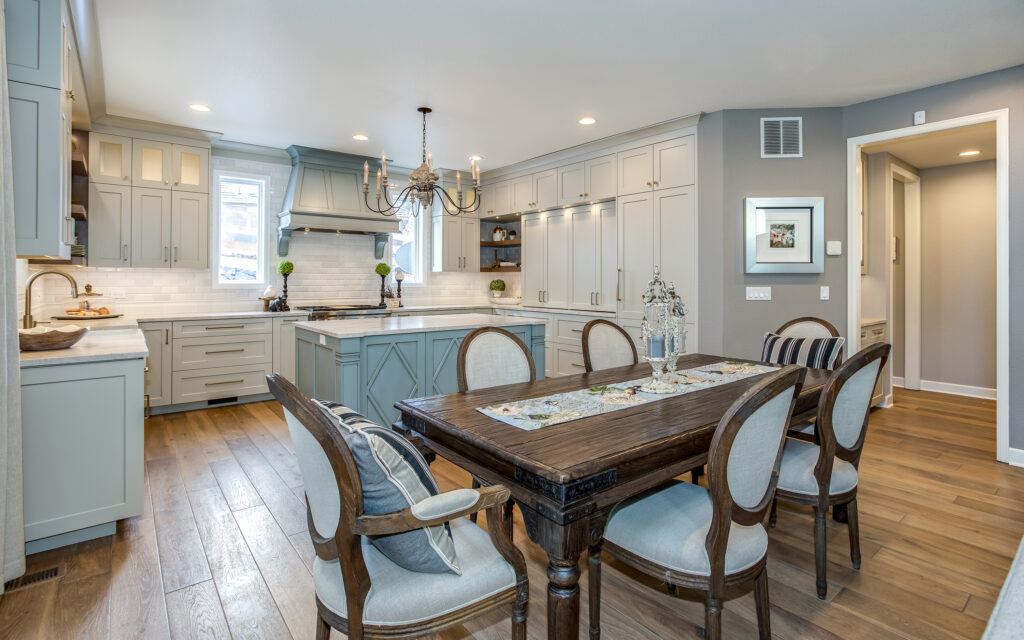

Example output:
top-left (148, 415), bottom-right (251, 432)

top-left (582, 319), bottom-right (639, 372)
top-left (457, 327), bottom-right (536, 392)
top-left (284, 406), bottom-right (342, 539)
top-left (777, 318), bottom-right (838, 340)
top-left (817, 343), bottom-right (891, 462)
top-left (725, 386), bottom-right (801, 509)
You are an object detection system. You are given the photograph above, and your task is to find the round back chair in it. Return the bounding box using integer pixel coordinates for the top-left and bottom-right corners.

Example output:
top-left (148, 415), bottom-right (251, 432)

top-left (582, 319), bottom-right (639, 372)
top-left (775, 316), bottom-right (845, 366)
top-left (456, 327), bottom-right (536, 392)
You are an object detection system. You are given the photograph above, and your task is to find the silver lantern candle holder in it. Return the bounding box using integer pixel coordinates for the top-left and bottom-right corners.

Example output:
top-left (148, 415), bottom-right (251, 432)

top-left (639, 267), bottom-right (678, 394)
top-left (665, 282), bottom-right (688, 375)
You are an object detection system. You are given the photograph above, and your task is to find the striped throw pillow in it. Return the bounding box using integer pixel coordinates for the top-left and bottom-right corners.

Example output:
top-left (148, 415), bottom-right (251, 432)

top-left (762, 332), bottom-right (845, 370)
top-left (315, 400), bottom-right (461, 575)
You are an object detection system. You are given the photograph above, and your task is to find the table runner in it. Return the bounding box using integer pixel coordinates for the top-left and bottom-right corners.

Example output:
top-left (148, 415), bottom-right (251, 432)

top-left (477, 361), bottom-right (777, 431)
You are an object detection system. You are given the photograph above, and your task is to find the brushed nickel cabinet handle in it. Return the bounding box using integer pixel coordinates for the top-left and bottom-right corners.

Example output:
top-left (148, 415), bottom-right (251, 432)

top-left (173, 246), bottom-right (179, 262)
top-left (205, 379), bottom-right (244, 386)
top-left (204, 348), bottom-right (245, 354)
top-left (283, 318), bottom-right (301, 323)
top-left (571, 362), bottom-right (585, 368)
top-left (595, 292), bottom-right (599, 305)
top-left (205, 325), bottom-right (246, 330)
top-left (165, 328), bottom-right (169, 344)
top-left (617, 268), bottom-right (622, 301)
top-left (571, 328), bottom-right (583, 333)
top-left (122, 244), bottom-right (128, 261)
top-left (164, 246), bottom-right (169, 262)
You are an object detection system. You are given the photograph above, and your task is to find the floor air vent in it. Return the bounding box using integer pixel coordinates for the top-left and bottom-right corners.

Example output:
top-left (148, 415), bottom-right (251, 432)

top-left (3, 566), bottom-right (62, 593)
top-left (761, 117), bottom-right (803, 158)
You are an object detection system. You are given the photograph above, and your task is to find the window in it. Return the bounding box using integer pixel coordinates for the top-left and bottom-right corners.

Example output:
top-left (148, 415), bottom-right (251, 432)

top-left (215, 175), bottom-right (265, 285)
top-left (389, 185), bottom-right (423, 283)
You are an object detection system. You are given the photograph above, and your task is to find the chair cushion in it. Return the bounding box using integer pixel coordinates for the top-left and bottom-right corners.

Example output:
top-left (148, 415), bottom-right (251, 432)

top-left (762, 332), bottom-right (845, 370)
top-left (314, 517), bottom-right (517, 626)
top-left (777, 438), bottom-right (859, 496)
top-left (316, 401), bottom-right (459, 574)
top-left (604, 480), bottom-right (768, 577)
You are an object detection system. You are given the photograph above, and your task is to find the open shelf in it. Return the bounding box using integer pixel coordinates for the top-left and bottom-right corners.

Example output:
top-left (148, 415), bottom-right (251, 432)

top-left (480, 239), bottom-right (521, 247)
top-left (71, 152), bottom-right (88, 177)
top-left (481, 266), bottom-right (521, 273)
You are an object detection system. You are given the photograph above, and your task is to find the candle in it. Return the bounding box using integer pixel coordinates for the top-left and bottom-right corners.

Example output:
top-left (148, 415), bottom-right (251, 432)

top-left (648, 335), bottom-right (665, 358)
top-left (427, 152), bottom-right (433, 172)
top-left (456, 171), bottom-right (461, 192)
top-left (376, 168), bottom-right (381, 192)
top-left (363, 161), bottom-right (369, 185)
top-left (381, 153), bottom-right (387, 178)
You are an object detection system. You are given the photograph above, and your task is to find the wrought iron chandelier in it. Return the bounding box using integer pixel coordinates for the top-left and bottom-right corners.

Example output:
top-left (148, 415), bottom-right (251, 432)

top-left (362, 107), bottom-right (481, 217)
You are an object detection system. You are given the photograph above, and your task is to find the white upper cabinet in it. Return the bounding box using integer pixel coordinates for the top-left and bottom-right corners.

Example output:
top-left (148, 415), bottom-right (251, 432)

top-left (532, 169), bottom-right (558, 210)
top-left (557, 162), bottom-right (586, 206)
top-left (595, 200), bottom-right (618, 312)
top-left (130, 187), bottom-right (171, 268)
top-left (510, 175), bottom-right (534, 213)
top-left (570, 205), bottom-right (598, 310)
top-left (521, 213), bottom-right (545, 305)
top-left (171, 191), bottom-right (209, 269)
top-left (616, 192), bottom-right (656, 322)
top-left (653, 137), bottom-right (695, 190)
top-left (432, 212), bottom-right (478, 273)
top-left (655, 186), bottom-right (697, 320)
top-left (543, 209), bottom-right (570, 308)
top-left (585, 154), bottom-right (617, 201)
top-left (617, 146), bottom-right (655, 195)
top-left (172, 144), bottom-right (210, 192)
top-left (5, 0), bottom-right (63, 88)
top-left (132, 139), bottom-right (173, 188)
top-left (89, 183), bottom-right (132, 267)
top-left (482, 180), bottom-right (510, 217)
top-left (88, 133), bottom-right (132, 185)
top-left (461, 218), bottom-right (481, 272)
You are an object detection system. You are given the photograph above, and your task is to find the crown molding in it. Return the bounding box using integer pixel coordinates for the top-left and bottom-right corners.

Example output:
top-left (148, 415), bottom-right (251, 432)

top-left (212, 140), bottom-right (292, 165)
top-left (91, 115), bottom-right (223, 144)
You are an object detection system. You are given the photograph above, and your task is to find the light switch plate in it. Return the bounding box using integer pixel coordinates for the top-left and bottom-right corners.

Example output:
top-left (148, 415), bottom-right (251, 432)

top-left (914, 110), bottom-right (926, 125)
top-left (826, 240), bottom-right (842, 256)
top-left (820, 286), bottom-right (830, 300)
top-left (746, 286), bottom-right (771, 301)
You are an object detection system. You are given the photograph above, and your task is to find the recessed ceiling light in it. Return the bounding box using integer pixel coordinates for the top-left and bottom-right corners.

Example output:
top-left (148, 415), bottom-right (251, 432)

top-left (959, 149), bottom-right (981, 157)
top-left (469, 155), bottom-right (482, 161)
top-left (352, 133), bottom-right (369, 141)
top-left (188, 103), bottom-right (211, 112)
top-left (578, 116), bottom-right (597, 125)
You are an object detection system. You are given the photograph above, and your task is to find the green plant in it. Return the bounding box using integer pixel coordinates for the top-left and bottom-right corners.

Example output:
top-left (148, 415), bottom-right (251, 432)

top-left (277, 260), bottom-right (294, 276)
top-left (489, 279), bottom-right (506, 292)
top-left (375, 262), bottom-right (391, 277)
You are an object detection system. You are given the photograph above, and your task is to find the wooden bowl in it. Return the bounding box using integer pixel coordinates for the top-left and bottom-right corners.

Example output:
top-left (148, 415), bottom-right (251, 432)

top-left (18, 325), bottom-right (88, 351)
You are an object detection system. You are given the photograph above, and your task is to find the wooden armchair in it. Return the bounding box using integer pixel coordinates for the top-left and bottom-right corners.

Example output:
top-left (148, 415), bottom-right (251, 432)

top-left (267, 374), bottom-right (528, 640)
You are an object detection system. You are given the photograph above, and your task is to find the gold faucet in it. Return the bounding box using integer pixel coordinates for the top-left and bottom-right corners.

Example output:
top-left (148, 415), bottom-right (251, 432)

top-left (23, 270), bottom-right (79, 328)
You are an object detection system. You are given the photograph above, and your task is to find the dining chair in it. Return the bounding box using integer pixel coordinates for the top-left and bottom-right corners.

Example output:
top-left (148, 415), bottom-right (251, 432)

top-left (582, 319), bottom-right (639, 372)
top-left (456, 326), bottom-right (536, 524)
top-left (266, 373), bottom-right (529, 640)
top-left (769, 342), bottom-right (890, 600)
top-left (589, 365), bottom-right (806, 640)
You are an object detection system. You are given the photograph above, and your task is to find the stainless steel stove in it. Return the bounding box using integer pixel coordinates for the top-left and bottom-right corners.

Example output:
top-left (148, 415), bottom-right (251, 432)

top-left (296, 304), bottom-right (390, 321)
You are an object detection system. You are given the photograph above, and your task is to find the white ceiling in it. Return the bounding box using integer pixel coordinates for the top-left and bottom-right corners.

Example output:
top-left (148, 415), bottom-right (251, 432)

top-left (93, 0), bottom-right (1024, 170)
top-left (862, 122), bottom-right (997, 168)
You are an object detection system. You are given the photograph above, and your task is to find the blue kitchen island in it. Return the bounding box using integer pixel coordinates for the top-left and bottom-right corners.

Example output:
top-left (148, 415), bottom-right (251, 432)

top-left (293, 313), bottom-right (546, 426)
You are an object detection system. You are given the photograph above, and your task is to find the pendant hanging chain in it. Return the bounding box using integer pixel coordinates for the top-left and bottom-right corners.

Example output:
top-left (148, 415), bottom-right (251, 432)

top-left (422, 111), bottom-right (427, 164)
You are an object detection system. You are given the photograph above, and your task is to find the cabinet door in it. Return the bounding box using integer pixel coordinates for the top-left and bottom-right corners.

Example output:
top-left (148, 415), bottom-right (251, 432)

top-left (141, 323), bottom-right (172, 407)
top-left (554, 345), bottom-right (587, 377)
top-left (521, 213), bottom-right (546, 305)
top-left (461, 218), bottom-right (480, 272)
top-left (172, 144), bottom-right (210, 193)
top-left (510, 175), bottom-right (534, 212)
top-left (275, 317), bottom-right (302, 382)
top-left (653, 136), bottom-right (695, 189)
top-left (586, 154), bottom-right (617, 201)
top-left (557, 162), bottom-right (586, 206)
top-left (617, 145), bottom-right (654, 195)
top-left (88, 133), bottom-right (132, 185)
top-left (88, 183), bottom-right (131, 266)
top-left (131, 187), bottom-right (172, 267)
top-left (483, 180), bottom-right (510, 217)
top-left (570, 206), bottom-right (597, 310)
top-left (533, 169), bottom-right (558, 210)
top-left (5, 0), bottom-right (62, 88)
top-left (616, 192), bottom-right (655, 323)
top-left (655, 186), bottom-right (697, 326)
top-left (440, 215), bottom-right (462, 271)
top-left (595, 200), bottom-right (618, 311)
top-left (132, 139), bottom-right (172, 188)
top-left (544, 209), bottom-right (570, 309)
top-left (171, 191), bottom-right (209, 269)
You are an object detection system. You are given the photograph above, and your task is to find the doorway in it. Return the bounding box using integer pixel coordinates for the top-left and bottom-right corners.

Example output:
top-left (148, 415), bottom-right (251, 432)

top-left (846, 110), bottom-right (1009, 463)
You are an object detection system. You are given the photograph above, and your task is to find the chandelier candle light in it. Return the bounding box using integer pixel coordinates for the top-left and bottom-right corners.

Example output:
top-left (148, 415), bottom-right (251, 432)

top-left (639, 267), bottom-right (687, 393)
top-left (362, 107), bottom-right (482, 218)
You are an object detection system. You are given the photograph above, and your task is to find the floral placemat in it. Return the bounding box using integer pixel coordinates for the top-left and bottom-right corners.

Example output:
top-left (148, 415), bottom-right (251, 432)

top-left (477, 361), bottom-right (777, 431)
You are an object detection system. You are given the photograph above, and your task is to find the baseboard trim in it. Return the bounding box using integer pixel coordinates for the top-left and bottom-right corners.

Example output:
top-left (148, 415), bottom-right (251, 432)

top-left (890, 377), bottom-right (996, 400)
top-left (1007, 447), bottom-right (1024, 468)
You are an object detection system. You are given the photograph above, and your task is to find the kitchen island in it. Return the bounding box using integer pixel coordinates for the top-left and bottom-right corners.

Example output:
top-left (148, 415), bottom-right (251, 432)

top-left (294, 313), bottom-right (546, 426)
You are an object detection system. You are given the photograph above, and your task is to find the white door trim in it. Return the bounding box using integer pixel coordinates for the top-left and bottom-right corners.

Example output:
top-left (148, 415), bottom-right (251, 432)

top-left (845, 109), bottom-right (1010, 463)
top-left (889, 163), bottom-right (921, 391)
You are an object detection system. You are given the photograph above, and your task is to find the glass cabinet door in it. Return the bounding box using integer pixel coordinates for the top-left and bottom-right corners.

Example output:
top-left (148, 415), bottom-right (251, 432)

top-left (88, 133), bottom-right (132, 185)
top-left (172, 144), bottom-right (209, 193)
top-left (132, 139), bottom-right (172, 188)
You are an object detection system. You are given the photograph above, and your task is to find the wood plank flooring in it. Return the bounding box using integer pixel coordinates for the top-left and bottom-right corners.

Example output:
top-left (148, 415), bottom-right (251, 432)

top-left (1, 388), bottom-right (1021, 639)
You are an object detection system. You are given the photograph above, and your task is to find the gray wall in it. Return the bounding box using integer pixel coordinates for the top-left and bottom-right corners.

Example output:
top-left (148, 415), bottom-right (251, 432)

top-left (919, 160), bottom-right (997, 389)
top-left (697, 108), bottom-right (846, 360)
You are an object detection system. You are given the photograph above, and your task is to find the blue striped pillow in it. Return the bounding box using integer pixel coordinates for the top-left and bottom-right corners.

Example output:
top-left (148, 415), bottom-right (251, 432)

top-left (761, 332), bottom-right (845, 370)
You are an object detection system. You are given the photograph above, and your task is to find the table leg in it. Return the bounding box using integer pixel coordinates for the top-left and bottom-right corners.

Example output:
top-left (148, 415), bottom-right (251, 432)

top-left (520, 504), bottom-right (591, 640)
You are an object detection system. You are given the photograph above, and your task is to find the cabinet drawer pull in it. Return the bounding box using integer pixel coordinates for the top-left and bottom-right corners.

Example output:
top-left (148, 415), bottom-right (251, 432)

top-left (571, 328), bottom-right (583, 333)
top-left (283, 318), bottom-right (301, 323)
top-left (646, 181), bottom-right (652, 187)
top-left (617, 268), bottom-right (622, 301)
top-left (164, 246), bottom-right (169, 262)
top-left (165, 328), bottom-right (169, 345)
top-left (173, 246), bottom-right (179, 262)
top-left (571, 362), bottom-right (585, 368)
top-left (653, 180), bottom-right (659, 186)
top-left (205, 325), bottom-right (246, 330)
top-left (204, 348), bottom-right (245, 354)
top-left (122, 244), bottom-right (128, 261)
top-left (204, 379), bottom-right (244, 386)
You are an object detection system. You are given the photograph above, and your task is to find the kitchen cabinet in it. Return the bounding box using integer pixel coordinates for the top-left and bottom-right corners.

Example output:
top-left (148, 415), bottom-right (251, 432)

top-left (171, 191), bottom-right (209, 268)
top-left (172, 144), bottom-right (210, 192)
top-left (88, 133), bottom-right (133, 185)
top-left (521, 213), bottom-right (545, 305)
top-left (570, 200), bottom-right (618, 312)
top-left (88, 182), bottom-right (132, 267)
top-left (132, 139), bottom-right (173, 189)
top-left (481, 180), bottom-right (510, 217)
top-left (617, 136), bottom-right (694, 195)
top-left (510, 175), bottom-right (533, 213)
top-left (131, 188), bottom-right (171, 267)
top-left (557, 163), bottom-right (586, 206)
top-left (520, 210), bottom-right (569, 307)
top-left (273, 317), bottom-right (303, 382)
top-left (141, 322), bottom-right (172, 407)
top-left (585, 154), bottom-right (617, 201)
top-left (5, 0), bottom-right (63, 88)
top-left (532, 169), bottom-right (558, 210)
top-left (432, 214), bottom-right (479, 272)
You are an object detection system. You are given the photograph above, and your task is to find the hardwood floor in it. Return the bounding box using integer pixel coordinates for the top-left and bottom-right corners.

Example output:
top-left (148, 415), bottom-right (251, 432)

top-left (1, 388), bottom-right (1021, 639)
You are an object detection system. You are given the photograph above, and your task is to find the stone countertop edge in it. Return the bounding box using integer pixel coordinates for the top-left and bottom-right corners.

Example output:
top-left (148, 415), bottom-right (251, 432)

top-left (19, 328), bottom-right (149, 368)
top-left (294, 313), bottom-right (546, 339)
top-left (495, 304), bottom-right (617, 317)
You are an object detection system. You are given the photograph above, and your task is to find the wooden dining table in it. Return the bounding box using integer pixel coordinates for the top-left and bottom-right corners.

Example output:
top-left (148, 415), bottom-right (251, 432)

top-left (395, 353), bottom-right (830, 640)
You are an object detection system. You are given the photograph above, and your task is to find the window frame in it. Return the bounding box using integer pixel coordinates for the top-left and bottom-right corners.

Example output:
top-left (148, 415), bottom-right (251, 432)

top-left (211, 169), bottom-right (270, 289)
top-left (386, 172), bottom-right (427, 287)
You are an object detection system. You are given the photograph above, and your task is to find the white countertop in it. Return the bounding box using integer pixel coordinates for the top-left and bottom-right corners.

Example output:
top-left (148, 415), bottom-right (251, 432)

top-left (493, 304), bottom-right (616, 317)
top-left (19, 328), bottom-right (149, 368)
top-left (295, 313), bottom-right (545, 339)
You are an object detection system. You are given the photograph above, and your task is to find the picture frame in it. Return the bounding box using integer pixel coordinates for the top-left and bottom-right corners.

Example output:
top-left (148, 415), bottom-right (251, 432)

top-left (744, 196), bottom-right (825, 273)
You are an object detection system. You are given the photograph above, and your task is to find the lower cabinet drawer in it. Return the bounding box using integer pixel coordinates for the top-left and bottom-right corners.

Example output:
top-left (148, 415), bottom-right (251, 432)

top-left (172, 364), bottom-right (273, 404)
top-left (173, 334), bottom-right (273, 371)
top-left (555, 318), bottom-right (589, 343)
top-left (860, 322), bottom-right (887, 346)
top-left (173, 317), bottom-right (273, 338)
top-left (554, 345), bottom-right (587, 377)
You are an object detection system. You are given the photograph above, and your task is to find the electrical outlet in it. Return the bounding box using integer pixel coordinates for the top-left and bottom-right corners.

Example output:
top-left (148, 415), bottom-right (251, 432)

top-left (820, 286), bottom-right (830, 301)
top-left (914, 110), bottom-right (926, 125)
top-left (746, 287), bottom-right (771, 301)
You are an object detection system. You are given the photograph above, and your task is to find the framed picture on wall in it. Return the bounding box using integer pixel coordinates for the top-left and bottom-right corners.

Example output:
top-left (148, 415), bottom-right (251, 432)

top-left (744, 196), bottom-right (825, 273)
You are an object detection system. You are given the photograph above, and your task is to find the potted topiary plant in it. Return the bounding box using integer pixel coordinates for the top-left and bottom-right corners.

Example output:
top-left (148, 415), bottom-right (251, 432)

top-left (489, 279), bottom-right (506, 299)
top-left (375, 262), bottom-right (391, 309)
top-left (270, 260), bottom-right (294, 311)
